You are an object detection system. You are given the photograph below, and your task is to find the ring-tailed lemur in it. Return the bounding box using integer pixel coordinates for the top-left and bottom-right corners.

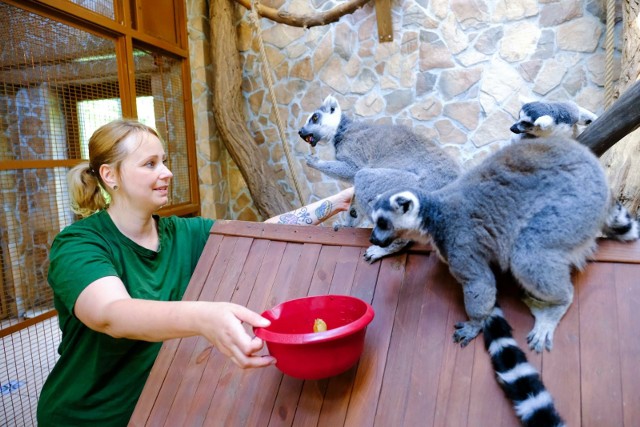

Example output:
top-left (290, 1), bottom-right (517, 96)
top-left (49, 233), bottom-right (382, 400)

top-left (510, 100), bottom-right (638, 241)
top-left (298, 95), bottom-right (461, 262)
top-left (510, 100), bottom-right (598, 140)
top-left (368, 136), bottom-right (634, 426)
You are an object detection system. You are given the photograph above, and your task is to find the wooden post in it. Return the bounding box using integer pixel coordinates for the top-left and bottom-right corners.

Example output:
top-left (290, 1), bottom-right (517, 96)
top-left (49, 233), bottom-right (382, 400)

top-left (375, 0), bottom-right (393, 43)
top-left (577, 80), bottom-right (640, 157)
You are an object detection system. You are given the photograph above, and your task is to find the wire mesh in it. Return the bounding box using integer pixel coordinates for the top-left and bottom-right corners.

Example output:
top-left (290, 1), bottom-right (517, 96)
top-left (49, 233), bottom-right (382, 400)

top-left (1, 2), bottom-right (195, 424)
top-left (133, 47), bottom-right (191, 206)
top-left (1, 3), bottom-right (115, 425)
top-left (68, 0), bottom-right (115, 20)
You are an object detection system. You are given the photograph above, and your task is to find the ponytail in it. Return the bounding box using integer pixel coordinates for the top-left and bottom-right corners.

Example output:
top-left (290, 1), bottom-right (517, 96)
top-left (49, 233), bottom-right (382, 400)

top-left (67, 162), bottom-right (108, 217)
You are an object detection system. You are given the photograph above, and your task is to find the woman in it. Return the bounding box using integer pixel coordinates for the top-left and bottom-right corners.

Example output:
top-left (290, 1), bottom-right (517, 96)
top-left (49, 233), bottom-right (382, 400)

top-left (37, 119), bottom-right (353, 426)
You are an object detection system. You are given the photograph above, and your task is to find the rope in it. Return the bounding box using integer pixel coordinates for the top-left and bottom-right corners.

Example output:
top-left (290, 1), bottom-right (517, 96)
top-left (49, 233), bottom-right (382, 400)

top-left (248, 0), bottom-right (307, 205)
top-left (604, 0), bottom-right (616, 108)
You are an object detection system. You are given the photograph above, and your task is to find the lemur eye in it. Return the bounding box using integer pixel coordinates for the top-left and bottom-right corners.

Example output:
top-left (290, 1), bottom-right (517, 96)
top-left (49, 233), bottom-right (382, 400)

top-left (376, 217), bottom-right (389, 231)
top-left (330, 107), bottom-right (335, 113)
top-left (311, 114), bottom-right (318, 123)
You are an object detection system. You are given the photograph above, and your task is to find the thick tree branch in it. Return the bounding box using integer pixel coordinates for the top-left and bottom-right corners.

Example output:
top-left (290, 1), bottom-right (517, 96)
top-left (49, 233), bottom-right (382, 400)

top-left (210, 0), bottom-right (293, 217)
top-left (578, 80), bottom-right (640, 157)
top-left (233, 0), bottom-right (372, 27)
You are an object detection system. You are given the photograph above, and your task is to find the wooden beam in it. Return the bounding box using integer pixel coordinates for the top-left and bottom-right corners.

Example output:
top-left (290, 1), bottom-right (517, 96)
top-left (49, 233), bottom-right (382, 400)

top-left (578, 80), bottom-right (640, 157)
top-left (375, 0), bottom-right (393, 43)
top-left (233, 0), bottom-right (372, 28)
top-left (210, 0), bottom-right (293, 218)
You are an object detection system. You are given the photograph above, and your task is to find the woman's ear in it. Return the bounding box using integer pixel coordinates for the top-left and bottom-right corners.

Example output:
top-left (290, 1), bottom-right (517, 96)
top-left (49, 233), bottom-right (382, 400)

top-left (99, 164), bottom-right (118, 191)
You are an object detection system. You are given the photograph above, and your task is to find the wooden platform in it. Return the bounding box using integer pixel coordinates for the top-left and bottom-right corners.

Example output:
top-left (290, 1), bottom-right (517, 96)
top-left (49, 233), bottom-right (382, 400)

top-left (130, 220), bottom-right (640, 427)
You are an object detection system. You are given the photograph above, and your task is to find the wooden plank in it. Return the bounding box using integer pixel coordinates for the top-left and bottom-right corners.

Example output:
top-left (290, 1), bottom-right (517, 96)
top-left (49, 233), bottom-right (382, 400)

top-left (349, 247), bottom-right (380, 306)
top-left (164, 237), bottom-right (255, 426)
top-left (292, 378), bottom-right (330, 427)
top-left (307, 245), bottom-right (342, 295)
top-left (578, 262), bottom-right (624, 427)
top-left (315, 246), bottom-right (362, 426)
top-left (130, 233), bottom-right (224, 425)
top-left (291, 245), bottom-right (354, 427)
top-left (331, 248), bottom-right (380, 423)
top-left (210, 240), bottom-right (288, 427)
top-left (204, 241), bottom-right (309, 427)
top-left (224, 241), bottom-right (322, 426)
top-left (540, 272), bottom-right (582, 427)
top-left (592, 238), bottom-right (640, 264)
top-left (264, 242), bottom-right (327, 426)
top-left (211, 220), bottom-right (433, 252)
top-left (342, 254), bottom-right (406, 426)
top-left (197, 238), bottom-right (272, 426)
top-left (212, 220), bottom-right (372, 247)
top-left (374, 0), bottom-right (393, 43)
top-left (430, 275), bottom-right (476, 427)
top-left (327, 245), bottom-right (362, 295)
top-left (146, 235), bottom-right (241, 425)
top-left (374, 253), bottom-right (434, 425)
top-left (402, 256), bottom-right (458, 426)
top-left (210, 221), bottom-right (640, 262)
top-left (613, 263), bottom-right (640, 426)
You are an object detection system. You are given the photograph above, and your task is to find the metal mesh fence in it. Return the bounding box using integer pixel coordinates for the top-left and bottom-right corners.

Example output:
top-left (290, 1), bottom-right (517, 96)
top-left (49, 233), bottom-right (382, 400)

top-left (1, 2), bottom-right (193, 425)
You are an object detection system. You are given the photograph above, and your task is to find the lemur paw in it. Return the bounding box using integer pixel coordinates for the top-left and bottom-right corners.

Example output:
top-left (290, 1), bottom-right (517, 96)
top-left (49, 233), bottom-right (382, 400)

top-left (453, 321), bottom-right (483, 347)
top-left (527, 325), bottom-right (554, 353)
top-left (305, 154), bottom-right (320, 168)
top-left (363, 245), bottom-right (386, 264)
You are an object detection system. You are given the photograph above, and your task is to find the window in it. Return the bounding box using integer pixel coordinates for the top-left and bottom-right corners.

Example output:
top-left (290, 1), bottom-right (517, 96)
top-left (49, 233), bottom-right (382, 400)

top-left (0, 1), bottom-right (196, 424)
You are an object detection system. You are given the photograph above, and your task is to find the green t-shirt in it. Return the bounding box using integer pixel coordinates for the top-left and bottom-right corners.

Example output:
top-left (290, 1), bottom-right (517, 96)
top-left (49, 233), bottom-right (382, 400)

top-left (37, 210), bottom-right (214, 427)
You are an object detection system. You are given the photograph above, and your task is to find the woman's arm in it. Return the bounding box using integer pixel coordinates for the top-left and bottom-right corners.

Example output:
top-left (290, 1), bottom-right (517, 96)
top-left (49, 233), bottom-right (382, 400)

top-left (74, 277), bottom-right (275, 368)
top-left (264, 187), bottom-right (354, 225)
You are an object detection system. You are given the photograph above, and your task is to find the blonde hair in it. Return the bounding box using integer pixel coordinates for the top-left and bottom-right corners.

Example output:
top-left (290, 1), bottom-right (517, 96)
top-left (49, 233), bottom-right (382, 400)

top-left (68, 119), bottom-right (161, 217)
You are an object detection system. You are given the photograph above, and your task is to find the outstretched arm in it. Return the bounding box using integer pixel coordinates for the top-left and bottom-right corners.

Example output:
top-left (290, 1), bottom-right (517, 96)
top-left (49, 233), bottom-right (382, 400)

top-left (265, 187), bottom-right (354, 225)
top-left (75, 277), bottom-right (276, 369)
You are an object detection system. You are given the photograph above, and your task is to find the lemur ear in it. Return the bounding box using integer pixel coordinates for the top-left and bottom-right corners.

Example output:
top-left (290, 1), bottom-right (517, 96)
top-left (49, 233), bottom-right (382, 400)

top-left (322, 95), bottom-right (339, 114)
top-left (533, 115), bottom-right (554, 130)
top-left (393, 195), bottom-right (413, 213)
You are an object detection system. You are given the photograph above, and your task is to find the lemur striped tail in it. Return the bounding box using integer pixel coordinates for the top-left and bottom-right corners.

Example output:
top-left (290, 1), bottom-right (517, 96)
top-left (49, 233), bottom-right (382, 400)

top-left (602, 201), bottom-right (639, 242)
top-left (483, 307), bottom-right (565, 427)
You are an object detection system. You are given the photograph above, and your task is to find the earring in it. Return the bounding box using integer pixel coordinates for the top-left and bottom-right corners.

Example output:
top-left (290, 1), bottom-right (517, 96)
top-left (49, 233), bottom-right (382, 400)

top-left (113, 185), bottom-right (118, 191)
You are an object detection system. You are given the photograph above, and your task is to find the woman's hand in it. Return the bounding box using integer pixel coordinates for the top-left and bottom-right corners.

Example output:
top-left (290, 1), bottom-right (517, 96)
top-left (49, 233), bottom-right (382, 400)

top-left (333, 186), bottom-right (355, 213)
top-left (200, 302), bottom-right (276, 369)
top-left (75, 279), bottom-right (276, 369)
top-left (265, 186), bottom-right (355, 225)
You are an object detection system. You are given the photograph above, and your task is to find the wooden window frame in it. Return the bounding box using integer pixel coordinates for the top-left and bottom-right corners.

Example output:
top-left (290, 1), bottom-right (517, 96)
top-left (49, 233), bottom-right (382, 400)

top-left (1, 0), bottom-right (200, 217)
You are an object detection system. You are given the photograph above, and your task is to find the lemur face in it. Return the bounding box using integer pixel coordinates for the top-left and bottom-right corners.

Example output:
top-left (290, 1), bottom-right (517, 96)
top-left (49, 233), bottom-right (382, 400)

top-left (370, 190), bottom-right (423, 247)
top-left (510, 102), bottom-right (572, 139)
top-left (510, 101), bottom-right (597, 140)
top-left (298, 95), bottom-right (342, 147)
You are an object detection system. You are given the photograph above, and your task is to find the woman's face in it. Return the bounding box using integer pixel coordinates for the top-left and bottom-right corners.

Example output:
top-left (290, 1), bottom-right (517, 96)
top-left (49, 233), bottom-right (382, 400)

top-left (116, 131), bottom-right (173, 211)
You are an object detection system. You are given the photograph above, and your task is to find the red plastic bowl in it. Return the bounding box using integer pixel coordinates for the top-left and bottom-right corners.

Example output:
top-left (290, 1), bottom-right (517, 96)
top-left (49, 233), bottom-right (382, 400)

top-left (254, 295), bottom-right (375, 380)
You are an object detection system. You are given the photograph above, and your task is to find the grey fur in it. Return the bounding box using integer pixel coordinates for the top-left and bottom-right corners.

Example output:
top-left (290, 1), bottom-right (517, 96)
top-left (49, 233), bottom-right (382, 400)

top-left (510, 100), bottom-right (598, 140)
top-left (370, 136), bottom-right (613, 352)
top-left (299, 95), bottom-right (461, 262)
top-left (511, 101), bottom-right (639, 241)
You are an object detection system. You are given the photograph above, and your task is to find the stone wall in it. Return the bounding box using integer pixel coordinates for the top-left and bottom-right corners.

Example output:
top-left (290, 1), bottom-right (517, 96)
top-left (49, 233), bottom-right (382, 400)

top-left (188, 0), bottom-right (621, 221)
top-left (187, 0), bottom-right (262, 221)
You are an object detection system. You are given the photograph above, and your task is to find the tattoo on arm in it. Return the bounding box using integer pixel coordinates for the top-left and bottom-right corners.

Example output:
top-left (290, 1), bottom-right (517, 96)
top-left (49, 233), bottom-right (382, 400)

top-left (315, 200), bottom-right (332, 221)
top-left (276, 207), bottom-right (313, 225)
